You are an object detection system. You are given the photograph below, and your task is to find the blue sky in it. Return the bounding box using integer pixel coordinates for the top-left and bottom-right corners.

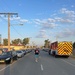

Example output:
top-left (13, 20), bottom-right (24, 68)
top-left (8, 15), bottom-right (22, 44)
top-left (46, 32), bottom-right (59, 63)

top-left (0, 0), bottom-right (75, 46)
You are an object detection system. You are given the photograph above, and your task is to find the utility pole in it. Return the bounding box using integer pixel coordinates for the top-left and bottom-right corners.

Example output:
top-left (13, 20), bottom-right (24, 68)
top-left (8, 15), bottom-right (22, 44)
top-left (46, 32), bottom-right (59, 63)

top-left (0, 34), bottom-right (1, 48)
top-left (0, 34), bottom-right (1, 44)
top-left (0, 34), bottom-right (3, 49)
top-left (0, 13), bottom-right (18, 51)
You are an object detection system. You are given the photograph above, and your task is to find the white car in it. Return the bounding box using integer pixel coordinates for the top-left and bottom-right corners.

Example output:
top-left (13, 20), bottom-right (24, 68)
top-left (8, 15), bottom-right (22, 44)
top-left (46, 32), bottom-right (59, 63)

top-left (16, 50), bottom-right (24, 58)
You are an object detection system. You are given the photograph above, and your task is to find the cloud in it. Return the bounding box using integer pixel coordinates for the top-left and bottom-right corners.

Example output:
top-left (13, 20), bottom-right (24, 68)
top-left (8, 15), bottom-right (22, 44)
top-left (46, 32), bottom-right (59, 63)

top-left (34, 8), bottom-right (75, 30)
top-left (54, 8), bottom-right (75, 24)
top-left (36, 29), bottom-right (48, 38)
top-left (34, 19), bottom-right (41, 25)
top-left (60, 8), bottom-right (75, 18)
top-left (10, 17), bottom-right (21, 20)
top-left (3, 16), bottom-right (28, 23)
top-left (34, 8), bottom-right (75, 39)
top-left (34, 19), bottom-right (57, 29)
top-left (60, 19), bottom-right (74, 24)
top-left (60, 8), bottom-right (75, 24)
top-left (56, 28), bottom-right (75, 38)
top-left (42, 23), bottom-right (57, 29)
top-left (48, 18), bottom-right (56, 22)
top-left (20, 19), bottom-right (28, 23)
top-left (5, 17), bottom-right (28, 23)
top-left (40, 30), bottom-right (46, 33)
top-left (55, 17), bottom-right (75, 24)
top-left (60, 8), bottom-right (75, 15)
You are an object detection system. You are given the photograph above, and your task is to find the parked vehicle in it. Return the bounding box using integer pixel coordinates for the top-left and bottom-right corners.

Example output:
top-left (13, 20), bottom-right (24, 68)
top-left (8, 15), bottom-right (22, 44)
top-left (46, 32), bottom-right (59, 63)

top-left (16, 50), bottom-right (24, 58)
top-left (0, 48), bottom-right (8, 53)
top-left (25, 50), bottom-right (29, 53)
top-left (26, 49), bottom-right (32, 53)
top-left (22, 50), bottom-right (26, 55)
top-left (48, 41), bottom-right (72, 58)
top-left (0, 50), bottom-right (17, 64)
top-left (28, 49), bottom-right (32, 53)
top-left (42, 48), bottom-right (49, 52)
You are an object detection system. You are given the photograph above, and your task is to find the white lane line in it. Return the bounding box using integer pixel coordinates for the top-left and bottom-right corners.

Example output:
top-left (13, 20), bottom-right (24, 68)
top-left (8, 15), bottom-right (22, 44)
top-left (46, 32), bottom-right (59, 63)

top-left (0, 54), bottom-right (28, 72)
top-left (61, 59), bottom-right (75, 67)
top-left (0, 65), bottom-right (10, 72)
top-left (41, 64), bottom-right (44, 71)
top-left (0, 61), bottom-right (17, 72)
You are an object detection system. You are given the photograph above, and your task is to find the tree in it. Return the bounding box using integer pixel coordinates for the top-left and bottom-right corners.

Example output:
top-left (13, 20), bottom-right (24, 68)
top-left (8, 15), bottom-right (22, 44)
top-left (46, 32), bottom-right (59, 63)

top-left (23, 38), bottom-right (30, 46)
top-left (3, 39), bottom-right (8, 46)
top-left (12, 38), bottom-right (22, 45)
top-left (44, 39), bottom-right (50, 48)
top-left (73, 42), bottom-right (75, 49)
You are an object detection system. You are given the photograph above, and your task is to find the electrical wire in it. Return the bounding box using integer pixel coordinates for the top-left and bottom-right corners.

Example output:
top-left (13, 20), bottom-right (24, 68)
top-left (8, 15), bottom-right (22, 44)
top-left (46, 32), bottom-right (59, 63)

top-left (0, 1), bottom-right (25, 39)
top-left (11, 25), bottom-right (24, 38)
top-left (0, 16), bottom-right (24, 38)
top-left (0, 16), bottom-right (8, 23)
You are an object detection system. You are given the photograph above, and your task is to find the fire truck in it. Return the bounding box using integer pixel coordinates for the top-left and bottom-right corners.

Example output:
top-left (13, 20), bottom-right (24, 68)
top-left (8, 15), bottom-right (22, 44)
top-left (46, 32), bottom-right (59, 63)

top-left (48, 41), bottom-right (72, 57)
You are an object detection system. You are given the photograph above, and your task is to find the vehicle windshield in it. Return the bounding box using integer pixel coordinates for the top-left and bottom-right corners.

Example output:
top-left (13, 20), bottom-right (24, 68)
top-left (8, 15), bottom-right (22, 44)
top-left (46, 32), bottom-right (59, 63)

top-left (0, 52), bottom-right (7, 55)
top-left (0, 52), bottom-right (11, 55)
top-left (16, 51), bottom-right (22, 53)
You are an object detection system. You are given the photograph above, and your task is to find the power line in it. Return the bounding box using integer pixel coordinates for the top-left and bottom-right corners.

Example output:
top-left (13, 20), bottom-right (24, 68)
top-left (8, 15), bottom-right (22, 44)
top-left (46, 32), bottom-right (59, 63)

top-left (0, 15), bottom-right (24, 38)
top-left (0, 16), bottom-right (8, 23)
top-left (0, 13), bottom-right (18, 51)
top-left (11, 25), bottom-right (24, 38)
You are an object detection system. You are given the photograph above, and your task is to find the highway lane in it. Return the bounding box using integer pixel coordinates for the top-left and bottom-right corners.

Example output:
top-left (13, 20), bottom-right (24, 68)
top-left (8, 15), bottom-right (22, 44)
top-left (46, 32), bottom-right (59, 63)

top-left (40, 51), bottom-right (75, 75)
top-left (0, 50), bottom-right (75, 75)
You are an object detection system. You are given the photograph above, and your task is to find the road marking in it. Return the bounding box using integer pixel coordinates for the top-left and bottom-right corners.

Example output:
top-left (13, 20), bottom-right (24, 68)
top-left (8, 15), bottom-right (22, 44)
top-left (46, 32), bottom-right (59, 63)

top-left (0, 61), bottom-right (17, 72)
top-left (0, 65), bottom-right (10, 72)
top-left (0, 55), bottom-right (28, 72)
top-left (41, 64), bottom-right (44, 71)
top-left (61, 59), bottom-right (75, 67)
top-left (0, 54), bottom-right (29, 72)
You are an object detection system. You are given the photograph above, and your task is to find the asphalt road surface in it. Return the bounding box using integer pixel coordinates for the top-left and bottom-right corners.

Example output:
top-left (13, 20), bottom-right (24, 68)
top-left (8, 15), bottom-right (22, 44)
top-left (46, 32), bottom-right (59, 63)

top-left (0, 50), bottom-right (75, 75)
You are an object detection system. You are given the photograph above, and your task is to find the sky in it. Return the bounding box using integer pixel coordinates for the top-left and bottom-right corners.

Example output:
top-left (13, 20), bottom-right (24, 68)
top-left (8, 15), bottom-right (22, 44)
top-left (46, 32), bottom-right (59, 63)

top-left (0, 0), bottom-right (75, 46)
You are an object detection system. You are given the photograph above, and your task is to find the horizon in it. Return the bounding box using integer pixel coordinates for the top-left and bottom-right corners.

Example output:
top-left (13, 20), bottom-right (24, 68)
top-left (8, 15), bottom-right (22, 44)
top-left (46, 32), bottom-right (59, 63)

top-left (0, 0), bottom-right (75, 46)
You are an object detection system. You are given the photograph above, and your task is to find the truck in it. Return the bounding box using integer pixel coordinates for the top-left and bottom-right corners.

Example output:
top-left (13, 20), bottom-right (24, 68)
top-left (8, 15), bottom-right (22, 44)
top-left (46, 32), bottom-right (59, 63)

top-left (48, 41), bottom-right (72, 57)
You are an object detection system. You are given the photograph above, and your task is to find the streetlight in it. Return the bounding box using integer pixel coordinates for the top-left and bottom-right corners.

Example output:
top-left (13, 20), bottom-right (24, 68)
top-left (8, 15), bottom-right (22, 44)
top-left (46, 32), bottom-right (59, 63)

top-left (8, 23), bottom-right (23, 51)
top-left (0, 34), bottom-right (2, 48)
top-left (11, 23), bottom-right (23, 26)
top-left (0, 34), bottom-right (1, 45)
top-left (0, 13), bottom-right (18, 51)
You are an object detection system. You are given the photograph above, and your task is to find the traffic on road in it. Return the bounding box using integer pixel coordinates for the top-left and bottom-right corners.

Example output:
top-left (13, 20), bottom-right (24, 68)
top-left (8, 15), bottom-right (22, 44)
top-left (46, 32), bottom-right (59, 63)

top-left (0, 49), bottom-right (32, 64)
top-left (0, 0), bottom-right (75, 75)
top-left (0, 48), bottom-right (75, 75)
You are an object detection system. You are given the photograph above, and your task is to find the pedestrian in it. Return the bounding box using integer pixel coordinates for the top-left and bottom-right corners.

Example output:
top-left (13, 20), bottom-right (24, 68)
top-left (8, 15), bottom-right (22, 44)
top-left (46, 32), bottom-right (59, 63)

top-left (34, 48), bottom-right (40, 62)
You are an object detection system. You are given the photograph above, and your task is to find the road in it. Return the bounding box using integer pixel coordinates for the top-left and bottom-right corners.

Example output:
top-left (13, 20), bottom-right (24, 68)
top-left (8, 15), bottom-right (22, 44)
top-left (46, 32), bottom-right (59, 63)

top-left (0, 50), bottom-right (75, 75)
